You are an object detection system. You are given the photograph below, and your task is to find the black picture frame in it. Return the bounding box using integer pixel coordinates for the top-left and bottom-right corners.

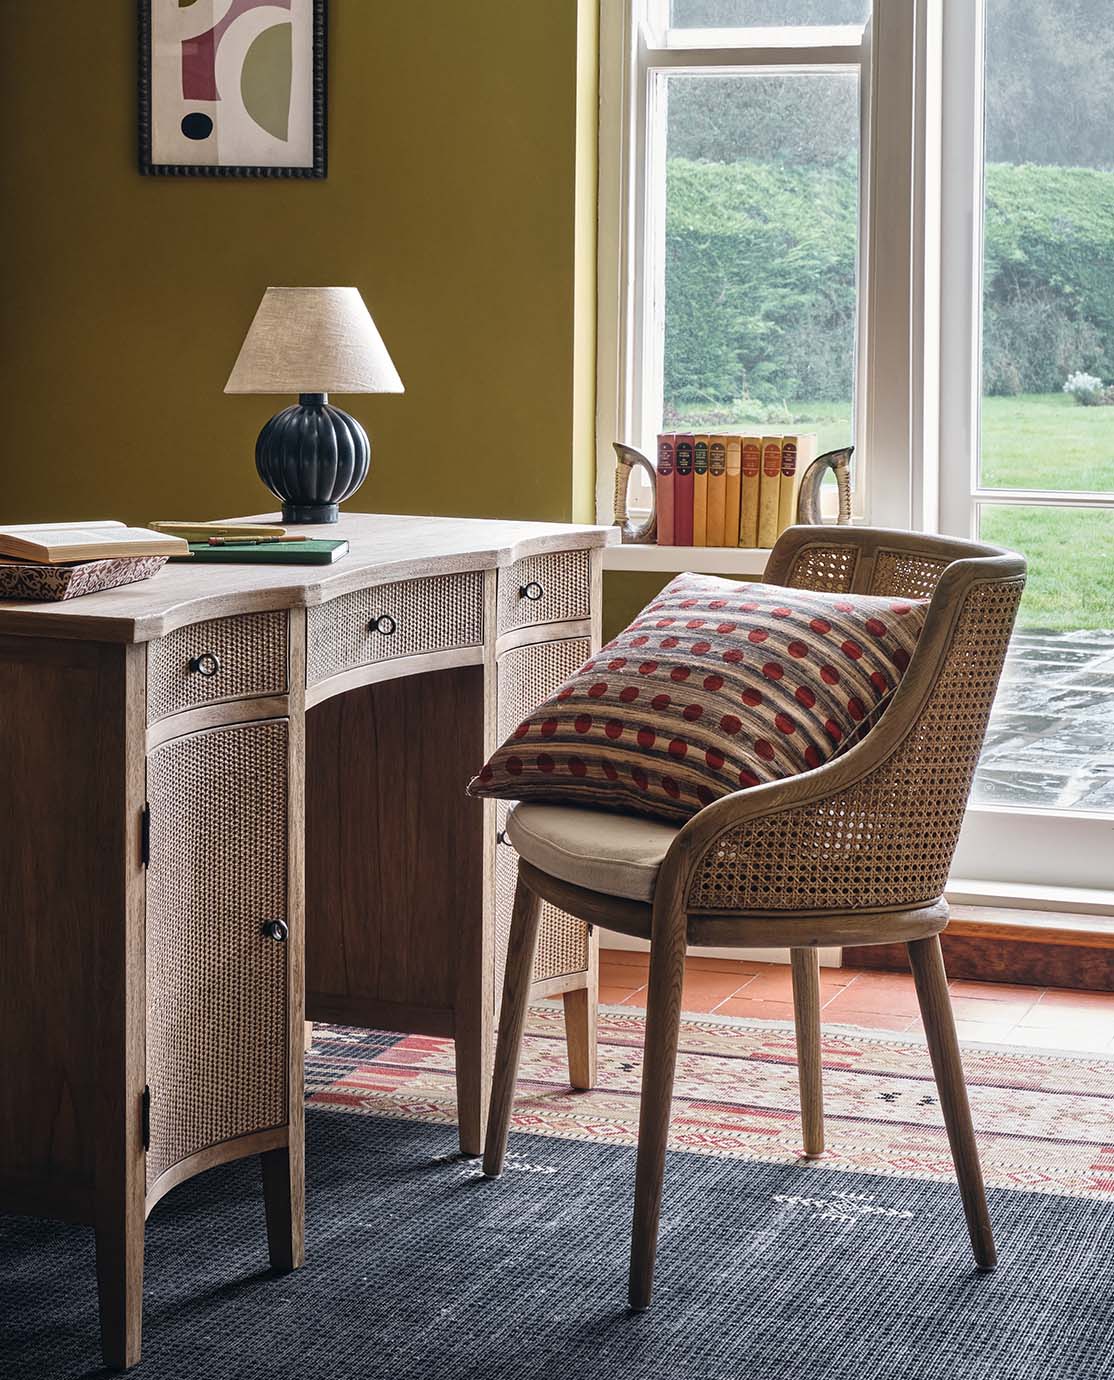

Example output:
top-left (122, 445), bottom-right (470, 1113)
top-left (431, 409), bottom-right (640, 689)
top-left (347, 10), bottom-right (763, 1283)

top-left (138, 0), bottom-right (327, 178)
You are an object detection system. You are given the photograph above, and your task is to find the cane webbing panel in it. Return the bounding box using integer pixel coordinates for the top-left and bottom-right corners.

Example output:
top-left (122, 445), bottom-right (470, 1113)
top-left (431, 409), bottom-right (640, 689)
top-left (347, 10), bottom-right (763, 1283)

top-left (495, 637), bottom-right (593, 998)
top-left (689, 579), bottom-right (1024, 913)
top-left (306, 572), bottom-right (484, 685)
top-left (145, 719), bottom-right (289, 1188)
top-left (147, 610), bottom-right (288, 723)
top-left (783, 544), bottom-right (859, 594)
top-left (870, 550), bottom-right (951, 601)
top-left (496, 637), bottom-right (593, 743)
top-left (497, 550), bottom-right (591, 634)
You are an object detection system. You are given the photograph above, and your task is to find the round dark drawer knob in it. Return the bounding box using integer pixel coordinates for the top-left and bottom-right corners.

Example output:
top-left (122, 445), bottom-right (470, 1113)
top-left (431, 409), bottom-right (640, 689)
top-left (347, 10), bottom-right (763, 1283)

top-left (368, 614), bottom-right (398, 636)
top-left (519, 581), bottom-right (544, 602)
top-left (188, 651), bottom-right (221, 678)
top-left (261, 919), bottom-right (289, 943)
top-left (496, 829), bottom-right (508, 845)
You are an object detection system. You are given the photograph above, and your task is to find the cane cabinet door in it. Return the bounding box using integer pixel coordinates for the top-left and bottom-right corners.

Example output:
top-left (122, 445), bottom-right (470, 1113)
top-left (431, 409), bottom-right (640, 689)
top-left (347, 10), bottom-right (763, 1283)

top-left (145, 719), bottom-right (290, 1189)
top-left (494, 636), bottom-right (593, 1002)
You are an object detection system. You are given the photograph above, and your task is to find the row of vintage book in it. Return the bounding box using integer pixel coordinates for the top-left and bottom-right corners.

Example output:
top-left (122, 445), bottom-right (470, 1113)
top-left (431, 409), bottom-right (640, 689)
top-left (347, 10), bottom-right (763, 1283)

top-left (656, 433), bottom-right (817, 549)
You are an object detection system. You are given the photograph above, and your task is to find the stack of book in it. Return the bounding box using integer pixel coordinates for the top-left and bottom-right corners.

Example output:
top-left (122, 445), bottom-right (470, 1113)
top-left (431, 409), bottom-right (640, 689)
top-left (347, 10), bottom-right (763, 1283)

top-left (0, 521), bottom-right (188, 602)
top-left (655, 433), bottom-right (816, 549)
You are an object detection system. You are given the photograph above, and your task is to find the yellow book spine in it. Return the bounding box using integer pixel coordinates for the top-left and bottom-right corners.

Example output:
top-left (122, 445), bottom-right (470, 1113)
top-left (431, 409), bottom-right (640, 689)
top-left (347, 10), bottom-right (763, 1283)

top-left (723, 436), bottom-right (742, 548)
top-left (758, 437), bottom-right (783, 548)
top-left (692, 435), bottom-right (709, 546)
top-left (739, 437), bottom-right (762, 547)
top-left (706, 437), bottom-right (727, 546)
top-left (777, 435), bottom-right (800, 536)
top-left (789, 433), bottom-right (817, 530)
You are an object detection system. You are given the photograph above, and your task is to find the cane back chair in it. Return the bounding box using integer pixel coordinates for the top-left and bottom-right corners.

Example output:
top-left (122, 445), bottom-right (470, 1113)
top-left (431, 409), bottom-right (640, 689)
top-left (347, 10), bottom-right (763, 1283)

top-left (482, 525), bottom-right (1026, 1310)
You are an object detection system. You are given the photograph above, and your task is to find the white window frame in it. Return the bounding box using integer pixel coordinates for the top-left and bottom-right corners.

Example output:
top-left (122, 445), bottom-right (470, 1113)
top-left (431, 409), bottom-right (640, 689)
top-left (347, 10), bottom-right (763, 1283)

top-left (596, 0), bottom-right (929, 562)
top-left (938, 0), bottom-right (1114, 896)
top-left (597, 1), bottom-right (1114, 902)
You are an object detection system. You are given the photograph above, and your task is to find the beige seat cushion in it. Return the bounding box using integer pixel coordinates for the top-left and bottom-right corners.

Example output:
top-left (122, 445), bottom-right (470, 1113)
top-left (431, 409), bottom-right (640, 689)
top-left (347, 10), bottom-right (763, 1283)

top-left (506, 802), bottom-right (678, 903)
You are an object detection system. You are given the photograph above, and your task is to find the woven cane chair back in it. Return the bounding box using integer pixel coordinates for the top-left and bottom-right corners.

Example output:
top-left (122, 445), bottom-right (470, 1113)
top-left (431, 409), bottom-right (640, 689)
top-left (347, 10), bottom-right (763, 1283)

top-left (685, 528), bottom-right (1026, 914)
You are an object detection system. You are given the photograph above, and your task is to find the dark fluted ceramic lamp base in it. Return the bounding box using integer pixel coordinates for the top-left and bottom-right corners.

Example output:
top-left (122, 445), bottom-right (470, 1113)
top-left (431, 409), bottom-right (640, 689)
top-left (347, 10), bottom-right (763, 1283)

top-left (280, 501), bottom-right (343, 524)
top-left (255, 393), bottom-right (370, 526)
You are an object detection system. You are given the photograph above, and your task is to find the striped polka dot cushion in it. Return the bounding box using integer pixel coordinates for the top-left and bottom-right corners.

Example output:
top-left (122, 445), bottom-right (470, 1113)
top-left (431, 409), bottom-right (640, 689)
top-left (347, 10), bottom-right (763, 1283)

top-left (469, 573), bottom-right (929, 824)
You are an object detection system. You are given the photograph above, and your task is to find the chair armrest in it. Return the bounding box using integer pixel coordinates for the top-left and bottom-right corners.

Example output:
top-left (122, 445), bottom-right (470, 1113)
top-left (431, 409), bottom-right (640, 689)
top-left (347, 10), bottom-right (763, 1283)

top-left (667, 558), bottom-right (1026, 915)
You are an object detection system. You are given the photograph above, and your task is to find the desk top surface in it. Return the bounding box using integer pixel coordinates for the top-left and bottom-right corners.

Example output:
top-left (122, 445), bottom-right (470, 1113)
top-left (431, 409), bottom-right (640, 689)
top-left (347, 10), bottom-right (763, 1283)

top-left (0, 512), bottom-right (615, 644)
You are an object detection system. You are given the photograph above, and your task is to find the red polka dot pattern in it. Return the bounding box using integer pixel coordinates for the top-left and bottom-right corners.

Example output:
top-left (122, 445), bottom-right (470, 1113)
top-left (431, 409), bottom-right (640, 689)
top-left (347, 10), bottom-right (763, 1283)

top-left (468, 574), bottom-right (927, 823)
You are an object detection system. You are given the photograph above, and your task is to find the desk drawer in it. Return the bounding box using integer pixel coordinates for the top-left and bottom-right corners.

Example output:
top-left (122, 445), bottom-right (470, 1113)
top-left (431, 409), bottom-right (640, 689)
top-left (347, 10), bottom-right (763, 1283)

top-left (147, 611), bottom-right (289, 723)
top-left (497, 549), bottom-right (591, 634)
top-left (306, 571), bottom-right (484, 685)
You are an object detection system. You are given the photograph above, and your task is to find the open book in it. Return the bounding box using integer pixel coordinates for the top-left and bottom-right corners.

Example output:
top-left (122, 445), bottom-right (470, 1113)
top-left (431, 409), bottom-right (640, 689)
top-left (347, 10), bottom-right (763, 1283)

top-left (0, 520), bottom-right (189, 565)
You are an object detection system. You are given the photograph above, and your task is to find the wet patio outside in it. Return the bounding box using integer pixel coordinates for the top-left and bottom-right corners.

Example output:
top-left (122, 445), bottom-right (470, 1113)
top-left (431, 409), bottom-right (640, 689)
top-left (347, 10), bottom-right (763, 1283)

top-left (973, 628), bottom-right (1114, 812)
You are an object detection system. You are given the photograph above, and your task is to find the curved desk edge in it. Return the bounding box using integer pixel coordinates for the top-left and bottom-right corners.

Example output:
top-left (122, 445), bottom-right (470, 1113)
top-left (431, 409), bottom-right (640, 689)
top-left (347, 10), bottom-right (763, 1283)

top-left (0, 513), bottom-right (617, 644)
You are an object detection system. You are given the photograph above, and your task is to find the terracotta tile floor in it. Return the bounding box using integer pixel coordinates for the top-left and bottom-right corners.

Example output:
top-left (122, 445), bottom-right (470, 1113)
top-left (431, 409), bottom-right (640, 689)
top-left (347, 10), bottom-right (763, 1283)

top-left (598, 949), bottom-right (1114, 1053)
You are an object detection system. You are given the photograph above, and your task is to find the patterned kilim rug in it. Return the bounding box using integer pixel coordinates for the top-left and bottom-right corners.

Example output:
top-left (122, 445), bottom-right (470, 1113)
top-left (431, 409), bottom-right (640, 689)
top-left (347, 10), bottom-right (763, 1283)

top-left (308, 1006), bottom-right (1114, 1199)
top-left (3, 1008), bottom-right (1113, 1380)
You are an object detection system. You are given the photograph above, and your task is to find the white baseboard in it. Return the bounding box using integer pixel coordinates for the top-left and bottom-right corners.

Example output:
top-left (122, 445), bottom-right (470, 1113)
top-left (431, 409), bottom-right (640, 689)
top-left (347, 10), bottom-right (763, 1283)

top-left (598, 927), bottom-right (843, 968)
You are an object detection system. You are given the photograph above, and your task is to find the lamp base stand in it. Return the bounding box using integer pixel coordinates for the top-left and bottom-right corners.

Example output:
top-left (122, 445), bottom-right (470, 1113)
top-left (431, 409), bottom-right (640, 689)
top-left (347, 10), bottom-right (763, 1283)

top-left (281, 502), bottom-right (339, 524)
top-left (256, 393), bottom-right (370, 527)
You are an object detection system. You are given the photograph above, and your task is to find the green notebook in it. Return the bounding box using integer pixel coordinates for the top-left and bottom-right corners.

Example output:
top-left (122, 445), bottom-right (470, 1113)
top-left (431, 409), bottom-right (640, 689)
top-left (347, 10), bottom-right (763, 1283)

top-left (170, 540), bottom-right (349, 565)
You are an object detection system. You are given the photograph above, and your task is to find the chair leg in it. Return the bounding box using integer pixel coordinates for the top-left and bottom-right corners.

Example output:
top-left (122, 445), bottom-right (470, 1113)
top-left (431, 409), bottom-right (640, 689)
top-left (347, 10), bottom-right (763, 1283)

top-left (790, 947), bottom-right (825, 1160)
top-left (907, 934), bottom-right (997, 1270)
top-left (628, 914), bottom-right (687, 1312)
top-left (482, 876), bottom-right (542, 1177)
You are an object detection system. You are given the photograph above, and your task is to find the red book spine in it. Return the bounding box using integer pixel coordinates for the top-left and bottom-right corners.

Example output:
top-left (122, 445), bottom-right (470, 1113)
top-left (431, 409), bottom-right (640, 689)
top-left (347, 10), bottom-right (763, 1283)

top-left (656, 434), bottom-right (675, 545)
top-left (674, 434), bottom-right (695, 546)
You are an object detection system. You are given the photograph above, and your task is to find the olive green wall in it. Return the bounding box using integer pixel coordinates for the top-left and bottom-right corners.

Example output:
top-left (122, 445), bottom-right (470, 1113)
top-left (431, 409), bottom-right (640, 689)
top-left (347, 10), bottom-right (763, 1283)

top-left (1, 2), bottom-right (597, 527)
top-left (602, 570), bottom-right (759, 643)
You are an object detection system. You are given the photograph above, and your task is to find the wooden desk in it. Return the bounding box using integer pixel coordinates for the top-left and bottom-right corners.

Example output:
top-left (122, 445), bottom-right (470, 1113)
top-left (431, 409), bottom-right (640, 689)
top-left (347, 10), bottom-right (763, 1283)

top-left (0, 512), bottom-right (610, 1369)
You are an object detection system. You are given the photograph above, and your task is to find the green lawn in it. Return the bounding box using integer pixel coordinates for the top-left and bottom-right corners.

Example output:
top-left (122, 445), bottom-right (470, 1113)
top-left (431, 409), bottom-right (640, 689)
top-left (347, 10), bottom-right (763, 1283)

top-left (982, 392), bottom-right (1114, 491)
top-left (668, 399), bottom-right (853, 458)
top-left (982, 394), bottom-right (1114, 630)
top-left (669, 392), bottom-right (1114, 630)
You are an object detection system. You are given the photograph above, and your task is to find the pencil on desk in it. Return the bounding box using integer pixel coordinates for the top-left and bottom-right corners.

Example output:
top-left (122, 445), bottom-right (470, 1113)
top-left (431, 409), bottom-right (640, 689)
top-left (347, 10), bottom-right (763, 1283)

top-left (205, 535), bottom-right (310, 546)
top-left (150, 521), bottom-right (287, 540)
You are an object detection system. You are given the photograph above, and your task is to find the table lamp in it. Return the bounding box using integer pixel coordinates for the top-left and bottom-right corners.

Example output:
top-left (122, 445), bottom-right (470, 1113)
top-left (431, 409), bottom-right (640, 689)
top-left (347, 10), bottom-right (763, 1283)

top-left (225, 286), bottom-right (404, 524)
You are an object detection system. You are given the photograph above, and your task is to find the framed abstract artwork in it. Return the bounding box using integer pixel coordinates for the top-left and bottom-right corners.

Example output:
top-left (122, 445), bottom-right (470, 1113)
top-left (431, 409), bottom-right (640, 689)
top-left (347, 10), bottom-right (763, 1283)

top-left (138, 0), bottom-right (327, 178)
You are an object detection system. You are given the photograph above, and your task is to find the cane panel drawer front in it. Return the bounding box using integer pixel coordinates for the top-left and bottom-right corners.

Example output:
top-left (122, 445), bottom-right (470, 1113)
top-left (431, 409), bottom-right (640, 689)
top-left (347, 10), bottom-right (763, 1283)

top-left (147, 610), bottom-right (289, 723)
top-left (306, 571), bottom-right (484, 685)
top-left (497, 549), bottom-right (591, 635)
top-left (495, 635), bottom-right (593, 998)
top-left (145, 719), bottom-right (289, 1190)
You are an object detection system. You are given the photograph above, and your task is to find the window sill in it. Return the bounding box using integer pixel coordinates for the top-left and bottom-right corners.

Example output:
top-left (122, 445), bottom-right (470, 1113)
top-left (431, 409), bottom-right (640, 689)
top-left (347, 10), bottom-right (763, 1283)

top-left (602, 544), bottom-right (770, 577)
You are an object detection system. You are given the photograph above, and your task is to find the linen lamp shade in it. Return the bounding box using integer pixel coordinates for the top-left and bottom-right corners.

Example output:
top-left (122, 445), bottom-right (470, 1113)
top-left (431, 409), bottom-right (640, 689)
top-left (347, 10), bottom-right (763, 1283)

top-left (225, 287), bottom-right (404, 524)
top-left (225, 287), bottom-right (404, 396)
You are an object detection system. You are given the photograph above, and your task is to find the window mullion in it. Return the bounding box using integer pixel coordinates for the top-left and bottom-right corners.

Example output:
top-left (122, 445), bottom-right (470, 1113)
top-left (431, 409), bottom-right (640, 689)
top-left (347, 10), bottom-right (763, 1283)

top-left (860, 0), bottom-right (920, 531)
top-left (936, 0), bottom-right (985, 538)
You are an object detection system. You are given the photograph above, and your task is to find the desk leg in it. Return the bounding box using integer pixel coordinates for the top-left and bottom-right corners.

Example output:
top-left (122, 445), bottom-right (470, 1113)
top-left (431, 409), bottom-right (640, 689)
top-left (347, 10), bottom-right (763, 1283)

top-left (454, 1008), bottom-right (493, 1157)
top-left (261, 1144), bottom-right (305, 1272)
top-left (95, 1211), bottom-right (144, 1371)
top-left (563, 988), bottom-right (598, 1091)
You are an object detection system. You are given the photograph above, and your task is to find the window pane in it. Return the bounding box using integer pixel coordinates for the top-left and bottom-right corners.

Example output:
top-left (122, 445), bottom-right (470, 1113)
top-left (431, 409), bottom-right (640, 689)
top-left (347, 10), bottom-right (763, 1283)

top-left (670, 1), bottom-right (869, 27)
top-left (979, 0), bottom-right (1114, 492)
top-left (662, 71), bottom-right (860, 456)
top-left (973, 505), bottom-right (1114, 812)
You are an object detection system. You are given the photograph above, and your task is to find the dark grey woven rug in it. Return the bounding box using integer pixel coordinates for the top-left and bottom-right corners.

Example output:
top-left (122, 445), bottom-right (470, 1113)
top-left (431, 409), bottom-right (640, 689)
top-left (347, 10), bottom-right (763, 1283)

top-left (2, 1107), bottom-right (1112, 1380)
